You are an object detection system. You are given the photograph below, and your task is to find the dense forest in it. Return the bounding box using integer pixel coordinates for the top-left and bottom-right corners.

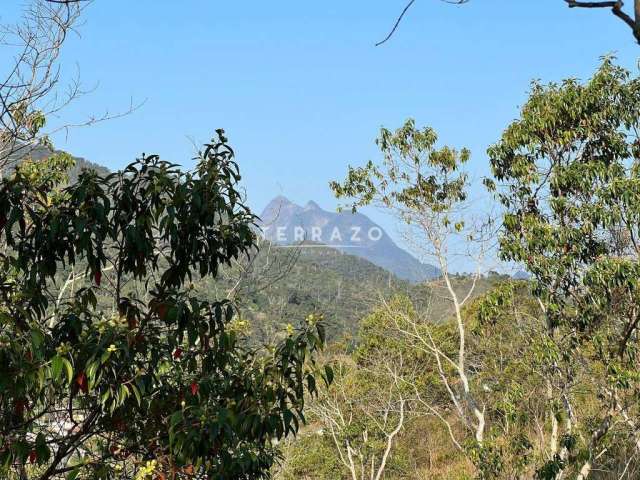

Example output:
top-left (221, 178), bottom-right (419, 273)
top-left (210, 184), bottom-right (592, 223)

top-left (3, 1), bottom-right (640, 479)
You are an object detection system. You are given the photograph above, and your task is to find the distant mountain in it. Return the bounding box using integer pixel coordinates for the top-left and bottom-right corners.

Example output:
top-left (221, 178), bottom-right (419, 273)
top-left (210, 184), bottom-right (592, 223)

top-left (258, 196), bottom-right (440, 283)
top-left (6, 144), bottom-right (110, 183)
top-left (512, 270), bottom-right (531, 280)
top-left (24, 145), bottom-right (110, 181)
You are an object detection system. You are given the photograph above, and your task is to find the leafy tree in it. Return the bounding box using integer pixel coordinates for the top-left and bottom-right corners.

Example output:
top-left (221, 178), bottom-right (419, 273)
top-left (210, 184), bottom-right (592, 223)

top-left (282, 280), bottom-right (552, 480)
top-left (329, 120), bottom-right (553, 479)
top-left (331, 118), bottom-right (493, 451)
top-left (328, 103), bottom-right (640, 479)
top-left (0, 131), bottom-right (329, 479)
top-left (489, 57), bottom-right (640, 479)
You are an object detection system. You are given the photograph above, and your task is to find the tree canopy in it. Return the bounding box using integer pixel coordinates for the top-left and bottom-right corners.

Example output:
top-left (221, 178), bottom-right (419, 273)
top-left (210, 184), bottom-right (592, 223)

top-left (488, 57), bottom-right (640, 479)
top-left (0, 131), bottom-right (330, 479)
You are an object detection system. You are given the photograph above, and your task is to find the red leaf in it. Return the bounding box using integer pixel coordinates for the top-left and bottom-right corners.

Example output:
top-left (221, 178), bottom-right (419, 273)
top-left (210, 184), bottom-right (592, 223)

top-left (173, 348), bottom-right (182, 359)
top-left (157, 304), bottom-right (168, 320)
top-left (28, 450), bottom-right (37, 464)
top-left (94, 270), bottom-right (102, 286)
top-left (77, 372), bottom-right (88, 393)
top-left (14, 399), bottom-right (26, 416)
top-left (190, 382), bottom-right (199, 396)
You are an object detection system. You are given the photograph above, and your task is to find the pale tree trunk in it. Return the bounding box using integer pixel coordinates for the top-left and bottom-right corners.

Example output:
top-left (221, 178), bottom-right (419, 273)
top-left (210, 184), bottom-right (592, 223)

top-left (373, 399), bottom-right (405, 480)
top-left (576, 461), bottom-right (591, 480)
top-left (573, 411), bottom-right (613, 480)
top-left (440, 252), bottom-right (486, 445)
top-left (548, 381), bottom-right (559, 455)
top-left (555, 400), bottom-right (573, 480)
top-left (346, 443), bottom-right (359, 480)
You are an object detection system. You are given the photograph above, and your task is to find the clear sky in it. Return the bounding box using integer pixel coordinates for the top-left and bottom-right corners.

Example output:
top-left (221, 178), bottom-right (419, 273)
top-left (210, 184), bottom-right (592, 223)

top-left (3, 1), bottom-right (639, 242)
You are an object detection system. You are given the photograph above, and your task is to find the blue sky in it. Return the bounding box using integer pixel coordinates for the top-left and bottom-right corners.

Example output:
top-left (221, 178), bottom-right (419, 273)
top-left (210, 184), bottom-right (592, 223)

top-left (3, 1), bottom-right (639, 243)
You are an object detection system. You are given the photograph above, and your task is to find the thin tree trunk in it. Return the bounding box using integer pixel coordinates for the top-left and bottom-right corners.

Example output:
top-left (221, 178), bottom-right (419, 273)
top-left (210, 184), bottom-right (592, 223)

top-left (576, 461), bottom-right (591, 480)
top-left (548, 381), bottom-right (559, 455)
top-left (374, 399), bottom-right (405, 480)
top-left (441, 260), bottom-right (485, 444)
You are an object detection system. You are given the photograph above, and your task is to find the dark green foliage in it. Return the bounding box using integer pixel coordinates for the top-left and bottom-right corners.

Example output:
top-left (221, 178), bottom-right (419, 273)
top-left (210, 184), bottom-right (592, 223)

top-left (0, 131), bottom-right (328, 479)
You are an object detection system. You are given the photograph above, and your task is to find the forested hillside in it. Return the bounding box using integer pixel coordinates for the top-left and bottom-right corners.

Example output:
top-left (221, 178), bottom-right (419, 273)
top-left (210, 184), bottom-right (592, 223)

top-left (203, 243), bottom-right (507, 342)
top-left (211, 245), bottom-right (413, 341)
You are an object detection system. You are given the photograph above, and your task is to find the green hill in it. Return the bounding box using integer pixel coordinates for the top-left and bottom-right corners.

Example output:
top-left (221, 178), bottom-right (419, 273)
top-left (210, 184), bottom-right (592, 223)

top-left (196, 244), bottom-right (415, 342)
top-left (196, 242), bottom-right (508, 343)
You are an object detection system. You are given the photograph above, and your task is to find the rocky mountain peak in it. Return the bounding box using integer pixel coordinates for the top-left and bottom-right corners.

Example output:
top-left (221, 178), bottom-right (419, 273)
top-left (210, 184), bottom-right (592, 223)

top-left (258, 196), bottom-right (440, 283)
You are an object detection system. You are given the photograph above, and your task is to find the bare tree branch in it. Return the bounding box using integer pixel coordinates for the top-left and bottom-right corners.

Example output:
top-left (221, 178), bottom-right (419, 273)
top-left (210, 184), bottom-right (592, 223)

top-left (0, 0), bottom-right (140, 174)
top-left (376, 0), bottom-right (469, 46)
top-left (376, 0), bottom-right (417, 46)
top-left (565, 0), bottom-right (640, 42)
top-left (378, 0), bottom-right (640, 46)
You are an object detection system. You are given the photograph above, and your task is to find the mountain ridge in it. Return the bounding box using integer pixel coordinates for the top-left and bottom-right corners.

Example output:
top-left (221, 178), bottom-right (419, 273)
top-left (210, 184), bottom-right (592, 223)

top-left (258, 196), bottom-right (440, 283)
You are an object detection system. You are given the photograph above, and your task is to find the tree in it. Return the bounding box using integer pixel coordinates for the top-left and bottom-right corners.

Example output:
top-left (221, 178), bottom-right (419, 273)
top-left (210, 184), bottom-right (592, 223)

top-left (0, 0), bottom-right (137, 174)
top-left (279, 299), bottom-right (422, 480)
top-left (0, 130), bottom-right (330, 479)
top-left (331, 120), bottom-right (501, 472)
top-left (310, 353), bottom-right (408, 480)
top-left (329, 116), bottom-right (640, 479)
top-left (489, 57), bottom-right (640, 479)
top-left (377, 1), bottom-right (640, 46)
top-left (285, 281), bottom-right (555, 479)
top-left (375, 285), bottom-right (549, 480)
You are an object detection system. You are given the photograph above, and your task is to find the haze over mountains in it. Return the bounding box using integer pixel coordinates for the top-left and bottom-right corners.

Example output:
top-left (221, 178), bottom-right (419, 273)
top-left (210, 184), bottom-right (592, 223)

top-left (258, 196), bottom-right (440, 283)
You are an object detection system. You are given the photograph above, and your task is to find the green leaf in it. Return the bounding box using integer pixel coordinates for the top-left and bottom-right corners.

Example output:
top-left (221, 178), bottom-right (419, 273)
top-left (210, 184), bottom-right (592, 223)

top-left (61, 358), bottom-right (73, 385)
top-left (30, 329), bottom-right (45, 351)
top-left (324, 365), bottom-right (334, 385)
top-left (66, 467), bottom-right (80, 480)
top-left (51, 355), bottom-right (63, 381)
